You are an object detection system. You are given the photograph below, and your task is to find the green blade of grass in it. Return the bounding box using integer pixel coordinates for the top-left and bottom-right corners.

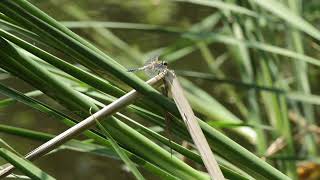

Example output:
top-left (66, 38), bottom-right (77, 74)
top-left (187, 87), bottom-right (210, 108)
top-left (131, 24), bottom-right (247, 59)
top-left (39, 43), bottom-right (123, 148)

top-left (227, 19), bottom-right (267, 154)
top-left (61, 21), bottom-right (183, 34)
top-left (94, 117), bottom-right (146, 180)
top-left (287, 0), bottom-right (318, 156)
top-left (176, 70), bottom-right (284, 93)
top-left (252, 0), bottom-right (320, 40)
top-left (0, 148), bottom-right (55, 180)
top-left (173, 0), bottom-right (259, 18)
top-left (184, 32), bottom-right (320, 67)
top-left (0, 29), bottom-right (125, 97)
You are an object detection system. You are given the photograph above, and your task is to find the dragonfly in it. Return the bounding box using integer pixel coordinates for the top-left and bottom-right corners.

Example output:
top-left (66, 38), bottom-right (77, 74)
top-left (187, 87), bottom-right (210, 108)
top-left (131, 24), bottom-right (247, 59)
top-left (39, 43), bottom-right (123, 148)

top-left (127, 56), bottom-right (168, 77)
top-left (128, 56), bottom-right (173, 156)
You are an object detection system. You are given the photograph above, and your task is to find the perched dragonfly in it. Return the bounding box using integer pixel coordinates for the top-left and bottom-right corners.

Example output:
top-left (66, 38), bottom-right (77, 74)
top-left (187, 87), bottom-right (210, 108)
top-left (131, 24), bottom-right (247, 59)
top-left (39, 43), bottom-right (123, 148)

top-left (127, 56), bottom-right (168, 77)
top-left (128, 56), bottom-right (173, 156)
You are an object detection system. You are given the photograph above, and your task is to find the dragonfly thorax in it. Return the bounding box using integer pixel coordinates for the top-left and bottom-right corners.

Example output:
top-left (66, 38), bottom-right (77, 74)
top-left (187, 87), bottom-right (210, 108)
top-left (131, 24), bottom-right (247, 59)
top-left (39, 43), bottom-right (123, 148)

top-left (127, 56), bottom-right (168, 77)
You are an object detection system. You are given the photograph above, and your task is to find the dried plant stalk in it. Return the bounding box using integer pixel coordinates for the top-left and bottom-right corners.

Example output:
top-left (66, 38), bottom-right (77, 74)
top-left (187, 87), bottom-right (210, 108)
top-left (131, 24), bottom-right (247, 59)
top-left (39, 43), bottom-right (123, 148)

top-left (165, 70), bottom-right (224, 180)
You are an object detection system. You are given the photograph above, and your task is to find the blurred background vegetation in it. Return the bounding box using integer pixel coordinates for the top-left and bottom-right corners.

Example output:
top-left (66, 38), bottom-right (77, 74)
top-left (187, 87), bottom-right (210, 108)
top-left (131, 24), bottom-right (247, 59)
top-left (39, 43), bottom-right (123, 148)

top-left (1, 0), bottom-right (320, 179)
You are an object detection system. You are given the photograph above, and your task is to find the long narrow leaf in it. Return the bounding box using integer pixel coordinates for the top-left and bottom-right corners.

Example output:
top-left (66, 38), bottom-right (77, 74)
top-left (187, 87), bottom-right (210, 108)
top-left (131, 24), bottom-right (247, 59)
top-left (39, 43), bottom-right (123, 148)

top-left (0, 148), bottom-right (55, 180)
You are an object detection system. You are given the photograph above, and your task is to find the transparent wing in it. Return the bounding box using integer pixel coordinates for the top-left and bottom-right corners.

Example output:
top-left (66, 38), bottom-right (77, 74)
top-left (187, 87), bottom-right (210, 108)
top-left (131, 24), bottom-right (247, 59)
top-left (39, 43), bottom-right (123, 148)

top-left (145, 65), bottom-right (162, 77)
top-left (144, 55), bottom-right (159, 66)
top-left (143, 55), bottom-right (160, 77)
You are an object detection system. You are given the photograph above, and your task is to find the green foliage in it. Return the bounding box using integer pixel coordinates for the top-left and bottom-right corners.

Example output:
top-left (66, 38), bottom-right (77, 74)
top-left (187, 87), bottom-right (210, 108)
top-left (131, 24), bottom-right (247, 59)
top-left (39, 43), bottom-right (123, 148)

top-left (0, 0), bottom-right (319, 179)
top-left (0, 148), bottom-right (55, 180)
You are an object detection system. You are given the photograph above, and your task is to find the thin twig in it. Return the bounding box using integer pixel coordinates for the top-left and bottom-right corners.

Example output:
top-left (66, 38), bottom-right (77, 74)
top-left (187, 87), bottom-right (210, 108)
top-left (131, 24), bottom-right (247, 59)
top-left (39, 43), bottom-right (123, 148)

top-left (165, 70), bottom-right (224, 179)
top-left (0, 70), bottom-right (167, 178)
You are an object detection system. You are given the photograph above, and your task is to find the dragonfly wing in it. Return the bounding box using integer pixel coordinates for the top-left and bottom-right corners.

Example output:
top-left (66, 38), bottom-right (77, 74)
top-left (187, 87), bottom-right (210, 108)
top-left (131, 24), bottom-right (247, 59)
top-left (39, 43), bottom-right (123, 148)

top-left (145, 67), bottom-right (158, 77)
top-left (144, 55), bottom-right (159, 66)
top-left (145, 65), bottom-right (166, 77)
